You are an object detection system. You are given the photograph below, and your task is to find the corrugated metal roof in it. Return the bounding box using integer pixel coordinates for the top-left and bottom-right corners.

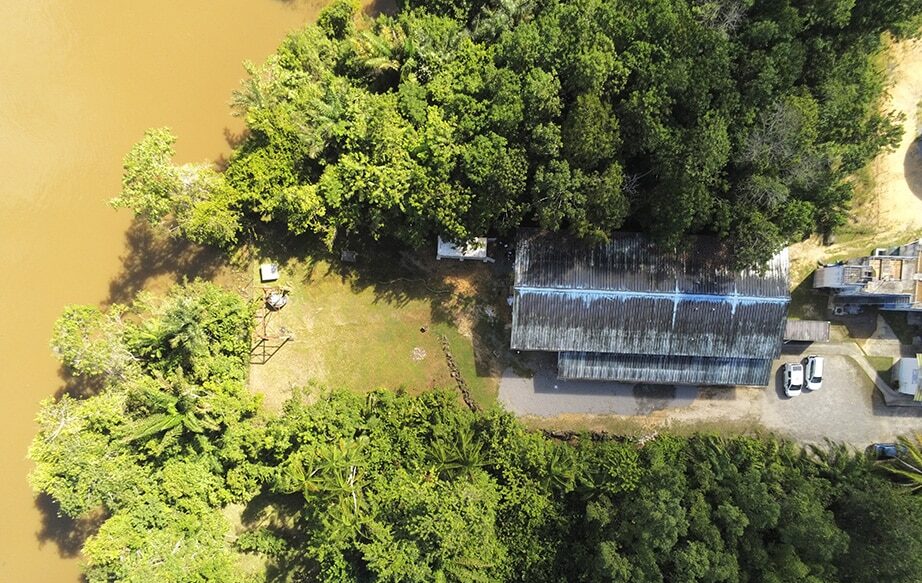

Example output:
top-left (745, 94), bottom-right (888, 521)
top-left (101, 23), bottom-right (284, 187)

top-left (511, 232), bottom-right (789, 357)
top-left (558, 352), bottom-right (773, 386)
top-left (783, 319), bottom-right (831, 342)
top-left (511, 289), bottom-right (787, 357)
top-left (514, 230), bottom-right (789, 298)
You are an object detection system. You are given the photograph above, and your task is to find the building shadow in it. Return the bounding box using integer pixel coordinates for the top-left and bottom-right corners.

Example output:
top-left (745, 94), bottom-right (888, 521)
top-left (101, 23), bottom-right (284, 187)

top-left (34, 492), bottom-right (104, 565)
top-left (871, 389), bottom-right (922, 417)
top-left (106, 218), bottom-right (226, 306)
top-left (905, 136), bottom-right (922, 200)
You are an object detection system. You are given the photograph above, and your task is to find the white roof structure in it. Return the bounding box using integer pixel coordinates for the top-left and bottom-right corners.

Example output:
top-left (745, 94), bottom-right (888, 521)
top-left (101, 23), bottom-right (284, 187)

top-left (896, 354), bottom-right (922, 400)
top-left (259, 263), bottom-right (280, 282)
top-left (437, 236), bottom-right (492, 262)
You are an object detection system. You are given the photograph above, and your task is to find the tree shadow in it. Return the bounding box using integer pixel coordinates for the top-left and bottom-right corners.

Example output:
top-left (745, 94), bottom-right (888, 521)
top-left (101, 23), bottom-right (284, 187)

top-left (829, 311), bottom-right (878, 340)
top-left (788, 275), bottom-right (828, 320)
top-left (363, 0), bottom-right (398, 17)
top-left (106, 218), bottom-right (226, 306)
top-left (54, 365), bottom-right (105, 399)
top-left (238, 492), bottom-right (307, 583)
top-left (904, 136), bottom-right (922, 200)
top-left (34, 492), bottom-right (104, 566)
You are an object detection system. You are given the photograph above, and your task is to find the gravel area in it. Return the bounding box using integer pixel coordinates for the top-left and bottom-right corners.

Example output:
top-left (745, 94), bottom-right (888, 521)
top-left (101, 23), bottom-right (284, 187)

top-left (499, 353), bottom-right (922, 446)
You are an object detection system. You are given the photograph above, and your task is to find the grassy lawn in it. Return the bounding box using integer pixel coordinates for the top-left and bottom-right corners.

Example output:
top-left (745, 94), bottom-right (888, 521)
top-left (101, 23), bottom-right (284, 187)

top-left (866, 355), bottom-right (895, 384)
top-left (788, 275), bottom-right (828, 320)
top-left (246, 246), bottom-right (511, 410)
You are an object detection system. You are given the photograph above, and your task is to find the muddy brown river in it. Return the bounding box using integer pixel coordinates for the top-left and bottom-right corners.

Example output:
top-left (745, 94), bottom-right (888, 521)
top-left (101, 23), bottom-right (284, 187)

top-left (0, 1), bottom-right (319, 579)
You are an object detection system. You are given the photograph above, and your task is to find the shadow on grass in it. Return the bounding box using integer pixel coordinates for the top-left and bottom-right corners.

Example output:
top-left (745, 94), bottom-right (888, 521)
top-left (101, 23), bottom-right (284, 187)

top-left (788, 276), bottom-right (827, 320)
top-left (35, 492), bottom-right (104, 566)
top-left (363, 0), bottom-right (399, 16)
top-left (106, 218), bottom-right (226, 306)
top-left (238, 492), bottom-right (309, 583)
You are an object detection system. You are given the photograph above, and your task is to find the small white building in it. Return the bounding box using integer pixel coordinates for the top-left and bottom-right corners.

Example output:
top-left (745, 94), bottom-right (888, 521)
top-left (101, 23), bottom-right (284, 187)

top-left (895, 354), bottom-right (922, 401)
top-left (436, 236), bottom-right (493, 262)
top-left (259, 263), bottom-right (280, 282)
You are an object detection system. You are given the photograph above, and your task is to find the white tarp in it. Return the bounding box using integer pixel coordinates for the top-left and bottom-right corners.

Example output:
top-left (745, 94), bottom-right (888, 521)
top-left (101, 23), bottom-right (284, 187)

top-left (895, 355), bottom-right (921, 396)
top-left (437, 236), bottom-right (490, 261)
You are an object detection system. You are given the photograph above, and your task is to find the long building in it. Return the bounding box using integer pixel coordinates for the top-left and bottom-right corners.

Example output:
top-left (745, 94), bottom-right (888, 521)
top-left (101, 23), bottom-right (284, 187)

top-left (510, 231), bottom-right (790, 386)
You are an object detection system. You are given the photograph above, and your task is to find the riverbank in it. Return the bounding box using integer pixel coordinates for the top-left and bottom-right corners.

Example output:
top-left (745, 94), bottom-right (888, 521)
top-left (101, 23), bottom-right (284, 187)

top-left (0, 2), bottom-right (318, 580)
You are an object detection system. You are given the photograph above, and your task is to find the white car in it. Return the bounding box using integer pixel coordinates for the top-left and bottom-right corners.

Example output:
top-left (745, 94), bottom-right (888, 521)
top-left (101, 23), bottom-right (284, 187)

top-left (803, 355), bottom-right (824, 391)
top-left (783, 362), bottom-right (804, 397)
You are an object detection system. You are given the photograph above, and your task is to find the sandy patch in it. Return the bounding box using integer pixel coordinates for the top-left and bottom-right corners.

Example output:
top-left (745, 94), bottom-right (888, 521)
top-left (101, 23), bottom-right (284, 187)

top-left (875, 39), bottom-right (922, 232)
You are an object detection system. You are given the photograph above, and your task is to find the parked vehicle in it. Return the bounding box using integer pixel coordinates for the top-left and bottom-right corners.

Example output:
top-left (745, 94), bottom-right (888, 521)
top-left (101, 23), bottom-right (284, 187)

top-left (803, 355), bottom-right (824, 391)
top-left (866, 443), bottom-right (907, 460)
top-left (783, 362), bottom-right (804, 397)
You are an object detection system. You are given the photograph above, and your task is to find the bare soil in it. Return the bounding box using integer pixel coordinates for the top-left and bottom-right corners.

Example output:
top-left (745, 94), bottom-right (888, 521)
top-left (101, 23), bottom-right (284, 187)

top-left (874, 39), bottom-right (922, 232)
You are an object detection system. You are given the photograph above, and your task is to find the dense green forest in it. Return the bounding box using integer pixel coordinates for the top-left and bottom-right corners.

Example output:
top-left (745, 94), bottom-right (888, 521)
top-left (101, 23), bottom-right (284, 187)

top-left (30, 282), bottom-right (922, 582)
top-left (112, 0), bottom-right (921, 265)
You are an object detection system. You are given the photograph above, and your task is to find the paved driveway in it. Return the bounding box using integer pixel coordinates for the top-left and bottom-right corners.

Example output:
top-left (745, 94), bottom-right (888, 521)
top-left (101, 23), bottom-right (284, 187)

top-left (498, 353), bottom-right (922, 446)
top-left (758, 355), bottom-right (922, 444)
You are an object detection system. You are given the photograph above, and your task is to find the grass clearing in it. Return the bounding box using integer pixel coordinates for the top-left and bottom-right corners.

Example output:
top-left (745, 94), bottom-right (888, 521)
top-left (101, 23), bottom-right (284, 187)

top-left (246, 246), bottom-right (510, 411)
top-left (788, 276), bottom-right (828, 320)
top-left (866, 355), bottom-right (895, 384)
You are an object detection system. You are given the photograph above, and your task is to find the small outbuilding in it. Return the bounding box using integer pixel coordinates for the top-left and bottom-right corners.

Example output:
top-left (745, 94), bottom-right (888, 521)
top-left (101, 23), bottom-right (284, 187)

top-left (259, 263), bottom-right (280, 283)
top-left (895, 354), bottom-right (922, 401)
top-left (814, 239), bottom-right (922, 312)
top-left (783, 319), bottom-right (831, 343)
top-left (436, 236), bottom-right (493, 262)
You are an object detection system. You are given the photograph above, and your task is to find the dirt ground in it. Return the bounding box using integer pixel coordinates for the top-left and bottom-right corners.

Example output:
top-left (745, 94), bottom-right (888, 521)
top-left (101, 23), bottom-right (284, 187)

top-left (875, 39), bottom-right (922, 232)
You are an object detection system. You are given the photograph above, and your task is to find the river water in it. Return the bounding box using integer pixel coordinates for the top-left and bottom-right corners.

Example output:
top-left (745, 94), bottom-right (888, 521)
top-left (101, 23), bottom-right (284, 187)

top-left (0, 1), bottom-right (319, 580)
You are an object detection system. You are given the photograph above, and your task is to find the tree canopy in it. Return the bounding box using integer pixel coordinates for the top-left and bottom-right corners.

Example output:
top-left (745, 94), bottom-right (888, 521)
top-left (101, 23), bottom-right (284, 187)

top-left (116, 0), bottom-right (920, 265)
top-left (29, 282), bottom-right (922, 582)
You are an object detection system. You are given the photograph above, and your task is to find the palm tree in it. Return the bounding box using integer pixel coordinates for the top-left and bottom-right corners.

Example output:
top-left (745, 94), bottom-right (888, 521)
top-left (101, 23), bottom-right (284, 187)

top-left (297, 84), bottom-right (349, 159)
top-left (350, 26), bottom-right (406, 83)
top-left (279, 438), bottom-right (369, 540)
top-left (131, 296), bottom-right (209, 372)
top-left (124, 381), bottom-right (216, 446)
top-left (883, 433), bottom-right (922, 492)
top-left (427, 424), bottom-right (488, 481)
top-left (231, 58), bottom-right (284, 117)
top-left (542, 444), bottom-right (577, 493)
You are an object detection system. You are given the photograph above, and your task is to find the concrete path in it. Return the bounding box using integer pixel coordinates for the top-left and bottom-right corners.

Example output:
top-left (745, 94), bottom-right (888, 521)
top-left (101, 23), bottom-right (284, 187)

top-left (498, 370), bottom-right (697, 417)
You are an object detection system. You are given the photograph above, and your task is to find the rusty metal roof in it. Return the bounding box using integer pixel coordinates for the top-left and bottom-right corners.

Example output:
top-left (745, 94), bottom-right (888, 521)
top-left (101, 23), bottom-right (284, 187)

top-left (783, 319), bottom-right (831, 342)
top-left (511, 231), bottom-right (790, 359)
top-left (514, 230), bottom-right (790, 297)
top-left (558, 352), bottom-right (773, 386)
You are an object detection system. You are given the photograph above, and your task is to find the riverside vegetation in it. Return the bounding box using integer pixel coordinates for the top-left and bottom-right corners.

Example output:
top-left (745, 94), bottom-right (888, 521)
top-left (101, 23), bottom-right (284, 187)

top-left (29, 280), bottom-right (922, 582)
top-left (112, 0), bottom-right (921, 267)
